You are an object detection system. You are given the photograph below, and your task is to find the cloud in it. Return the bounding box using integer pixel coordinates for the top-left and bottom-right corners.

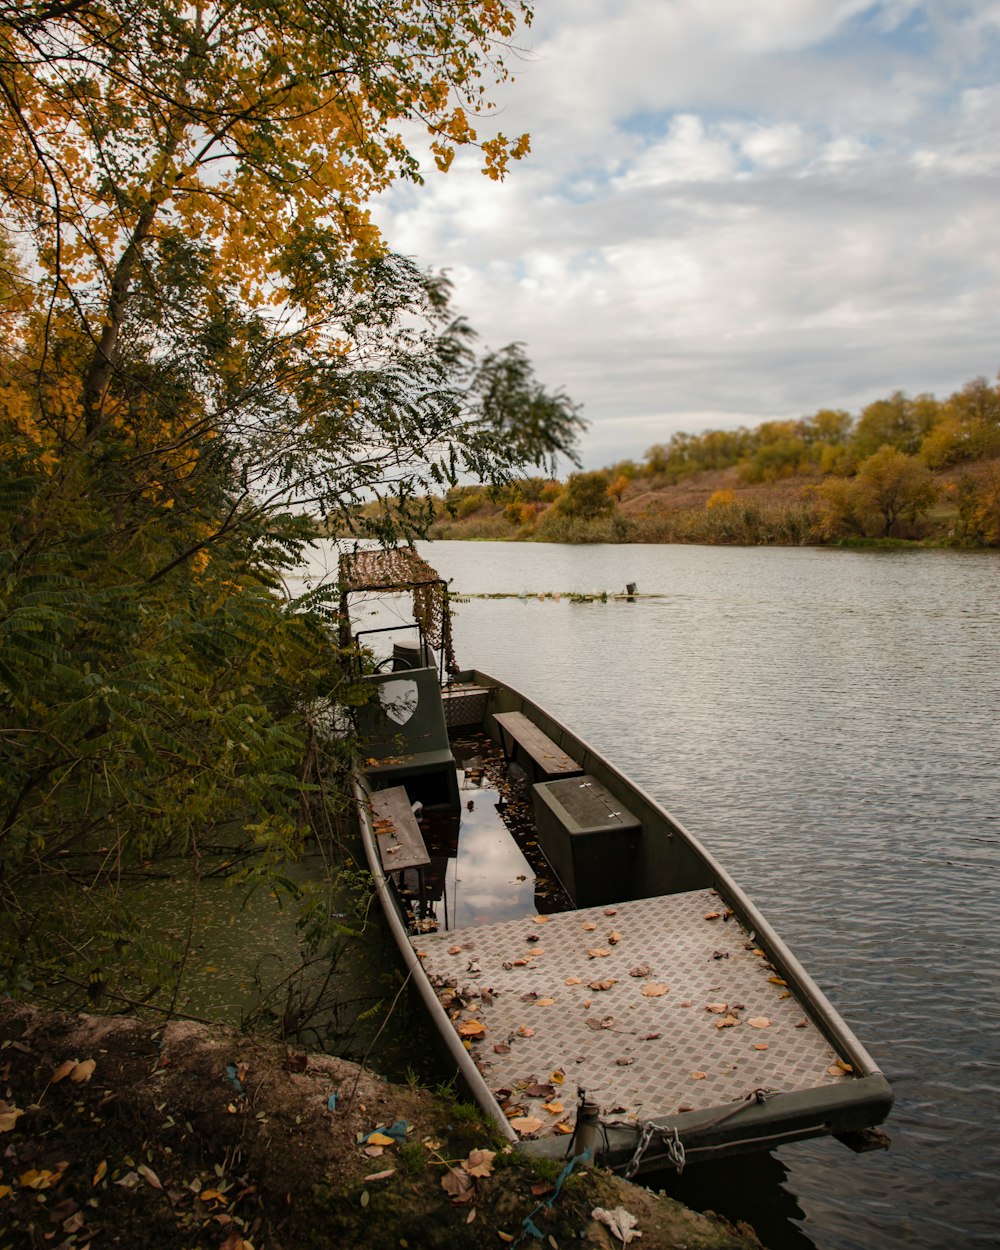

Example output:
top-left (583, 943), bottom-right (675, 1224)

top-left (371, 1), bottom-right (1000, 468)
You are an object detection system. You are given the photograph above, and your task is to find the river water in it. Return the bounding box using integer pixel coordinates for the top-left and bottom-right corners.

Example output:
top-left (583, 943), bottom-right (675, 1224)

top-left (303, 539), bottom-right (1000, 1250)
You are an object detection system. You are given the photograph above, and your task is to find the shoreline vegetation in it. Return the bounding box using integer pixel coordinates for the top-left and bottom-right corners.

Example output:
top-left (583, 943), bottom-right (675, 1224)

top-left (415, 375), bottom-right (1000, 548)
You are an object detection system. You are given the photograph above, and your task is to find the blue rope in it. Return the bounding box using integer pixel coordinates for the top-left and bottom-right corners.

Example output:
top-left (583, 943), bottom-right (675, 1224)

top-left (513, 1148), bottom-right (592, 1245)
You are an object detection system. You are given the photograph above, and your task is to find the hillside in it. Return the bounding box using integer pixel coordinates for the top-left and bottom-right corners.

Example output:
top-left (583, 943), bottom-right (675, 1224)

top-left (425, 455), bottom-right (1000, 547)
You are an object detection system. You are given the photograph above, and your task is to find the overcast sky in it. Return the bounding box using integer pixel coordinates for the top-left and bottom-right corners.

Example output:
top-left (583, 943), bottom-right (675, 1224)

top-left (372, 1), bottom-right (1000, 470)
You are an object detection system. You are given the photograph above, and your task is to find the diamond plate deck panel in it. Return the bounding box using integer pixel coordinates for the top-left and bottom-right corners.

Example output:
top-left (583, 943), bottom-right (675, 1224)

top-left (412, 890), bottom-right (853, 1137)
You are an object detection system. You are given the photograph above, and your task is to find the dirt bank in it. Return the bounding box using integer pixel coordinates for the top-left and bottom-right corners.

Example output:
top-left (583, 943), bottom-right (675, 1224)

top-left (0, 1004), bottom-right (765, 1249)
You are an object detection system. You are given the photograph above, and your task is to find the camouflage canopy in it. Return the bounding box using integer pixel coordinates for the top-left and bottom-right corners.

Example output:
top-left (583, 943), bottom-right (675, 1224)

top-left (338, 547), bottom-right (457, 674)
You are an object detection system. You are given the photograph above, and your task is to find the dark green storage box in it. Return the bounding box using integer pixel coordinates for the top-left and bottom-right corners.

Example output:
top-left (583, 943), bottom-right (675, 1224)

top-left (532, 775), bottom-right (640, 906)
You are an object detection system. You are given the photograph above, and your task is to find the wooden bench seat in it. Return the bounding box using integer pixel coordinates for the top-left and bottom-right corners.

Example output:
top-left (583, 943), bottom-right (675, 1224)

top-left (493, 711), bottom-right (584, 781)
top-left (369, 786), bottom-right (430, 873)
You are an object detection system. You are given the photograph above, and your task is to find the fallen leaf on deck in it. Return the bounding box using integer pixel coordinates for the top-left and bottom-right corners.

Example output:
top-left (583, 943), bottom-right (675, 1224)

top-left (678, 1103), bottom-right (693, 1112)
top-left (607, 930), bottom-right (622, 945)
top-left (641, 983), bottom-right (669, 997)
top-left (463, 1149), bottom-right (496, 1177)
top-left (754, 1043), bottom-right (769, 1051)
top-left (494, 1043), bottom-right (512, 1055)
top-left (794, 1018), bottom-right (807, 1029)
top-left (458, 1021), bottom-right (486, 1039)
top-left (616, 1057), bottom-right (634, 1066)
top-left (550, 1068), bottom-right (565, 1084)
top-left (554, 1121), bottom-right (574, 1134)
top-left (449, 946), bottom-right (463, 955)
top-left (831, 1058), bottom-right (854, 1073)
top-left (747, 1017), bottom-right (771, 1029)
top-left (533, 915), bottom-right (550, 925)
top-left (536, 998), bottom-right (555, 1007)
top-left (565, 977), bottom-right (582, 986)
top-left (509, 1116), bottom-right (543, 1136)
top-left (542, 1101), bottom-right (564, 1115)
top-left (581, 922), bottom-right (597, 931)
top-left (691, 1071), bottom-right (707, 1080)
top-left (779, 991), bottom-right (792, 1000)
top-left (517, 1025), bottom-right (536, 1038)
top-left (714, 1015), bottom-right (739, 1029)
top-left (629, 964), bottom-right (651, 978)
top-left (705, 1003), bottom-right (728, 1014)
top-left (703, 911), bottom-right (722, 920)
top-left (589, 979), bottom-right (616, 991)
top-left (641, 1032), bottom-right (661, 1041)
top-left (587, 948), bottom-right (610, 959)
top-left (523, 1083), bottom-right (555, 1098)
top-left (604, 909), bottom-right (617, 916)
top-left (768, 975), bottom-right (787, 986)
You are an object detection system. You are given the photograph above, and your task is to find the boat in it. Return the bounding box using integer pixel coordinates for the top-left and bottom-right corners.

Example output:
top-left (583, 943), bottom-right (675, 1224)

top-left (340, 548), bottom-right (892, 1175)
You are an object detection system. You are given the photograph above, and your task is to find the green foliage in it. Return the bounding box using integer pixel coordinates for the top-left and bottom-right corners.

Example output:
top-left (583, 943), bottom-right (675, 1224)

top-left (472, 343), bottom-right (587, 475)
top-left (553, 471), bottom-right (614, 520)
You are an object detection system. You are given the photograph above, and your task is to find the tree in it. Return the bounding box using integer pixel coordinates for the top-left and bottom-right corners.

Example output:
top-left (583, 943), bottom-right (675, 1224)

top-left (855, 445), bottom-right (938, 536)
top-left (471, 343), bottom-right (586, 476)
top-left (0, 1), bottom-right (587, 1008)
top-left (554, 471), bottom-right (614, 520)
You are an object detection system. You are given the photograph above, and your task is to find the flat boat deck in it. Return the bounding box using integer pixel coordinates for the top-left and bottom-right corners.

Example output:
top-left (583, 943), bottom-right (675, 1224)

top-left (413, 889), bottom-right (851, 1137)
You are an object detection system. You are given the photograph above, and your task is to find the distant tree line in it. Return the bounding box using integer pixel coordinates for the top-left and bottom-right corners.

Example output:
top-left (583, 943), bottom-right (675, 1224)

top-left (430, 373), bottom-right (1000, 546)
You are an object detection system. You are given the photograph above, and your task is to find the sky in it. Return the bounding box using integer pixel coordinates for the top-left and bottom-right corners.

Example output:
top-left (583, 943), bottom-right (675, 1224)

top-left (371, 0), bottom-right (1000, 470)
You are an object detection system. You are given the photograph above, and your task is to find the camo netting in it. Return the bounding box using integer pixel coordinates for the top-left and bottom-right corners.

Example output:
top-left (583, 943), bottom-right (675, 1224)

top-left (339, 547), bottom-right (457, 674)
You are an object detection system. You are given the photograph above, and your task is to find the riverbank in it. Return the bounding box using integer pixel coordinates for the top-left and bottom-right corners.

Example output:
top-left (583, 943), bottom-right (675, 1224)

top-left (421, 458), bottom-right (999, 547)
top-left (0, 1003), bottom-right (765, 1249)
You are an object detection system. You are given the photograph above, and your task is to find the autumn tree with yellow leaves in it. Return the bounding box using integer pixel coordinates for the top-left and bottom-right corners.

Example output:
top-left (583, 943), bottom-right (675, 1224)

top-left (0, 0), bottom-right (582, 1009)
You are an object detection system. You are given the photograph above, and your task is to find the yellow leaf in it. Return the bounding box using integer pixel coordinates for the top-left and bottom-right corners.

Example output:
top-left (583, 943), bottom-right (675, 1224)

top-left (200, 1189), bottom-right (227, 1204)
top-left (458, 1021), bottom-right (486, 1038)
top-left (508, 1116), bottom-right (543, 1136)
top-left (541, 1101), bottom-right (564, 1115)
top-left (0, 1107), bottom-right (23, 1133)
top-left (550, 1069), bottom-right (565, 1085)
top-left (70, 1058), bottom-right (96, 1082)
top-left (767, 976), bottom-right (787, 986)
top-left (554, 1122), bottom-right (574, 1134)
top-left (0, 1184), bottom-right (11, 1199)
top-left (367, 1132), bottom-right (395, 1146)
top-left (93, 1160), bottom-right (108, 1185)
top-left (532, 915), bottom-right (549, 924)
top-left (51, 1059), bottom-right (78, 1083)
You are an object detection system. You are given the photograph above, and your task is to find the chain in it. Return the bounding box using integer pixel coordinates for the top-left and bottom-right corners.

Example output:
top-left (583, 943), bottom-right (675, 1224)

top-left (623, 1120), bottom-right (655, 1179)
